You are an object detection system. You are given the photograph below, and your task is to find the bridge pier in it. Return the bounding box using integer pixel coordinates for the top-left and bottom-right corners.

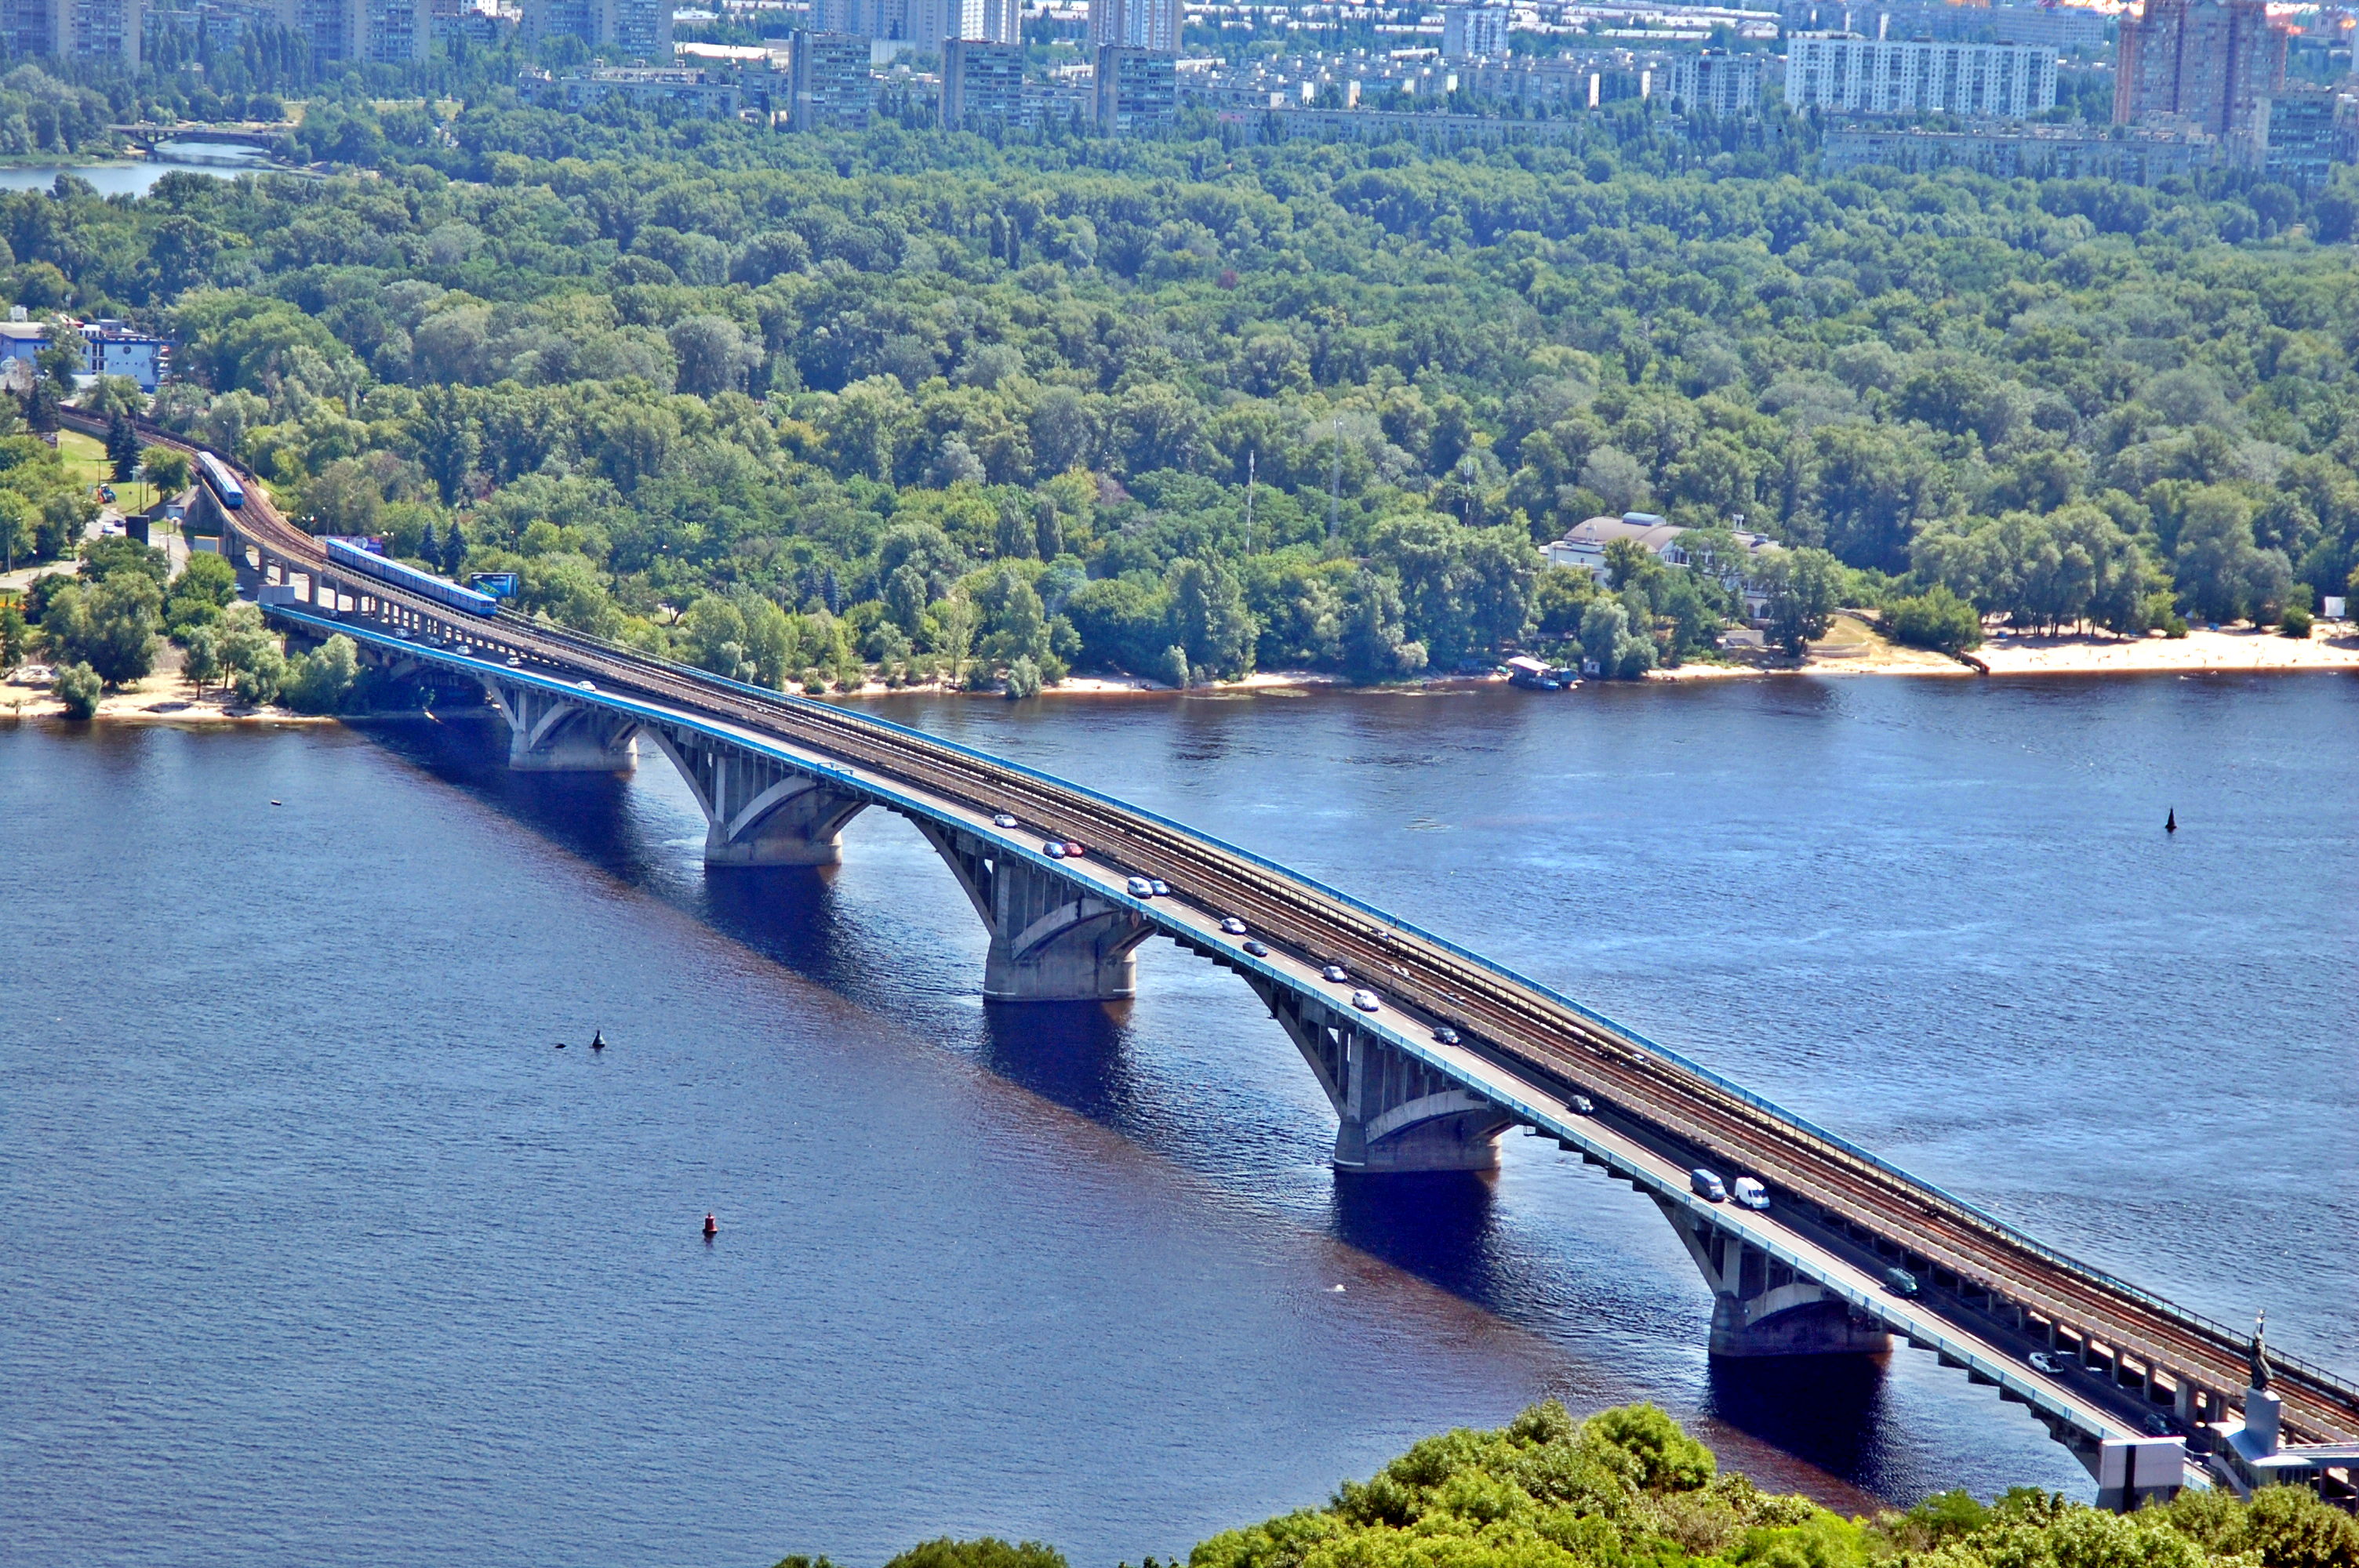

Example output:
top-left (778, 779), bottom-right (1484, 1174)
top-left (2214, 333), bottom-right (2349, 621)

top-left (915, 822), bottom-right (1153, 1000)
top-left (642, 725), bottom-right (867, 865)
top-left (485, 679), bottom-right (639, 772)
top-left (1249, 978), bottom-right (1512, 1172)
top-left (1656, 1198), bottom-right (1892, 1357)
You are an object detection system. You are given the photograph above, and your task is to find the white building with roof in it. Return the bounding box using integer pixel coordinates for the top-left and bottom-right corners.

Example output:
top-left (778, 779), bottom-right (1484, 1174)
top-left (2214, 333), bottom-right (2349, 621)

top-left (1544, 512), bottom-right (1783, 619)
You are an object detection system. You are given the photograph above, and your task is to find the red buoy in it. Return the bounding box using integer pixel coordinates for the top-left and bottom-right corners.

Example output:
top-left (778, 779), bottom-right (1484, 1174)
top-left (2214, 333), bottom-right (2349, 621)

top-left (703, 1212), bottom-right (718, 1240)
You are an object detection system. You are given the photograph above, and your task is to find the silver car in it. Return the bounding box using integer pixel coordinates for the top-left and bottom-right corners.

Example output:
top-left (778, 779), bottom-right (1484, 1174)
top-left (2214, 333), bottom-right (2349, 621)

top-left (1350, 990), bottom-right (1381, 1013)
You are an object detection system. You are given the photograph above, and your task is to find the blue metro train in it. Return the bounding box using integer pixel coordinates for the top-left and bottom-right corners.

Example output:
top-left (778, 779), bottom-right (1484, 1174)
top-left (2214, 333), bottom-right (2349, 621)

top-left (324, 536), bottom-right (502, 618)
top-left (196, 451), bottom-right (245, 510)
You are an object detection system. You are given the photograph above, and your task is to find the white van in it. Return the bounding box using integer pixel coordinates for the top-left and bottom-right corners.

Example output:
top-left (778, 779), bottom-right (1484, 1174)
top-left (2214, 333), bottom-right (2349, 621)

top-left (1732, 1177), bottom-right (1769, 1211)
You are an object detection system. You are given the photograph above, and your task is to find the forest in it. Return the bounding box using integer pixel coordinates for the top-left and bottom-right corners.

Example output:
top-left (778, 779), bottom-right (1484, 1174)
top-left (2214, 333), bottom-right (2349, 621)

top-left (778, 1402), bottom-right (2359, 1568)
top-left (12, 85), bottom-right (2359, 693)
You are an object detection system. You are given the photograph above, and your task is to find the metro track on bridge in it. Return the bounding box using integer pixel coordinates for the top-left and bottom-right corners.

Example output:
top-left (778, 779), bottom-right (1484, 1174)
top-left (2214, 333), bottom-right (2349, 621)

top-left (114, 408), bottom-right (2359, 1469)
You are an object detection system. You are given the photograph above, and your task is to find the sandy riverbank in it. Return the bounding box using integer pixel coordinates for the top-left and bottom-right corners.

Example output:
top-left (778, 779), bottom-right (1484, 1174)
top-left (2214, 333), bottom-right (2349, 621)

top-left (1653, 617), bottom-right (2359, 681)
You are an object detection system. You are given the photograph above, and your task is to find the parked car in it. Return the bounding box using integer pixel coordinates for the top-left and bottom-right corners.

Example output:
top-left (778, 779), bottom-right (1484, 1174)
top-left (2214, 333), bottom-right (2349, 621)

top-left (1321, 964), bottom-right (1350, 983)
top-left (1431, 1026), bottom-right (1459, 1045)
top-left (1219, 917), bottom-right (1248, 935)
top-left (1732, 1177), bottom-right (1770, 1211)
top-left (1566, 1094), bottom-right (1594, 1115)
top-left (1350, 989), bottom-right (1381, 1013)
top-left (1242, 939), bottom-right (1269, 957)
top-left (992, 813), bottom-right (1020, 829)
top-left (1882, 1267), bottom-right (1920, 1298)
top-left (1125, 877), bottom-right (1155, 898)
top-left (1690, 1168), bottom-right (1727, 1202)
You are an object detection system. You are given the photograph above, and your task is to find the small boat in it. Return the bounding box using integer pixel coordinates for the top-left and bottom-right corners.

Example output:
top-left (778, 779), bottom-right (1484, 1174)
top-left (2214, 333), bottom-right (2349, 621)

top-left (2165, 808), bottom-right (2177, 834)
top-left (590, 1030), bottom-right (605, 1051)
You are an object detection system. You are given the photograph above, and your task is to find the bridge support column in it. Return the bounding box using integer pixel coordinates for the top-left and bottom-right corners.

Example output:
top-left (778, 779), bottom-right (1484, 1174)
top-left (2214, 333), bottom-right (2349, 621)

top-left (641, 724), bottom-right (867, 865)
top-left (1656, 1199), bottom-right (1892, 1357)
top-left (1247, 978), bottom-right (1511, 1173)
top-left (914, 822), bottom-right (1152, 1000)
top-left (486, 680), bottom-right (638, 772)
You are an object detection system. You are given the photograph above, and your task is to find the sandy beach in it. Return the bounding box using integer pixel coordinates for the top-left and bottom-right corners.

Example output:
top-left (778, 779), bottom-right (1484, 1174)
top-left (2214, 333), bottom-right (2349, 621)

top-left (1654, 616), bottom-right (2359, 681)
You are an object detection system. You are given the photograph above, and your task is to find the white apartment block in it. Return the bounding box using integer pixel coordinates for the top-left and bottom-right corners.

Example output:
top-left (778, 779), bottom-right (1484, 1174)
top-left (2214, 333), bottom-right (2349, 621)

top-left (1784, 32), bottom-right (2057, 118)
top-left (1440, 1), bottom-right (1510, 60)
top-left (1089, 0), bottom-right (1176, 53)
top-left (1669, 50), bottom-right (1762, 114)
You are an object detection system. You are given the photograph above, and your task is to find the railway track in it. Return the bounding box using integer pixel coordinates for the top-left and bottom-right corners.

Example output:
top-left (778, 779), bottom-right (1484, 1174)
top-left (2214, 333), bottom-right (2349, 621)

top-left (114, 409), bottom-right (2357, 1444)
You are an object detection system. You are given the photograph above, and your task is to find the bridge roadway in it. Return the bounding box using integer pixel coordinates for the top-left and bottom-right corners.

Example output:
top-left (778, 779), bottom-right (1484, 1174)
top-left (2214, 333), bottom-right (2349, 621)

top-left (126, 415), bottom-right (2359, 1496)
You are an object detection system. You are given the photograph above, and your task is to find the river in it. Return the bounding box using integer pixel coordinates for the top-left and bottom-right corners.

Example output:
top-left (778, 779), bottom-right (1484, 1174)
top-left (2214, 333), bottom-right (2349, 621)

top-left (3, 673), bottom-right (2354, 1568)
top-left (0, 141), bottom-right (274, 198)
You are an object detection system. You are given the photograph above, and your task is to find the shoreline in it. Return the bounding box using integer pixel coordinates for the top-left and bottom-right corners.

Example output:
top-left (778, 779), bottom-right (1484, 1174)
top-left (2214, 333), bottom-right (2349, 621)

top-left (6, 623), bottom-right (2353, 724)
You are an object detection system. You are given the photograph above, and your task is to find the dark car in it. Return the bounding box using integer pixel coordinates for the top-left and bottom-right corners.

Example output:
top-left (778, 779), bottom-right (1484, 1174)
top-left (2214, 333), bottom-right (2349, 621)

top-left (1242, 939), bottom-right (1269, 957)
top-left (1881, 1267), bottom-right (1920, 1298)
top-left (1431, 1026), bottom-right (1459, 1046)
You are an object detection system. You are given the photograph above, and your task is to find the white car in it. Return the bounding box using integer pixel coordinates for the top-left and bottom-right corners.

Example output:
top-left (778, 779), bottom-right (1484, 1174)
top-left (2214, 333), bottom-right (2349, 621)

top-left (1149, 879), bottom-right (1170, 896)
top-left (1350, 990), bottom-right (1381, 1013)
top-left (992, 813), bottom-right (1020, 829)
top-left (1321, 964), bottom-right (1350, 983)
top-left (1125, 877), bottom-right (1155, 898)
top-left (577, 680), bottom-right (597, 692)
top-left (1219, 917), bottom-right (1248, 936)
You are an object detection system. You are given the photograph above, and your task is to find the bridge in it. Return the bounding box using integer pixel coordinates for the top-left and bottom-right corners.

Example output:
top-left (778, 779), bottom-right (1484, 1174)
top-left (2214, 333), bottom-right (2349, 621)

top-left (121, 414), bottom-right (2359, 1509)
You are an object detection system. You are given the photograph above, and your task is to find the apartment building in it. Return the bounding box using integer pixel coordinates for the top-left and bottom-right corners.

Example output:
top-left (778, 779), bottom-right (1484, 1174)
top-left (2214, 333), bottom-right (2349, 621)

top-left (1784, 32), bottom-right (2057, 117)
top-left (942, 38), bottom-right (1026, 125)
top-left (1669, 49), bottom-right (1762, 114)
top-left (2114, 0), bottom-right (2284, 158)
top-left (1089, 0), bottom-right (1175, 54)
top-left (1439, 1), bottom-right (1510, 60)
top-left (522, 0), bottom-right (669, 61)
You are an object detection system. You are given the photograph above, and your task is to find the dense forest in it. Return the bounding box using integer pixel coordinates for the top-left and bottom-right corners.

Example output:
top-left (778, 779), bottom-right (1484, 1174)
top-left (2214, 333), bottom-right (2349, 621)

top-left (778, 1403), bottom-right (2359, 1568)
top-left (13, 87), bottom-right (2359, 692)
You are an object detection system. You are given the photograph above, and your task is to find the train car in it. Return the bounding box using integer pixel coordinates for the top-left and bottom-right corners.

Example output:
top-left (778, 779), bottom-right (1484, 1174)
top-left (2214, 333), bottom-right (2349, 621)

top-left (324, 535), bottom-right (500, 618)
top-left (196, 451), bottom-right (245, 510)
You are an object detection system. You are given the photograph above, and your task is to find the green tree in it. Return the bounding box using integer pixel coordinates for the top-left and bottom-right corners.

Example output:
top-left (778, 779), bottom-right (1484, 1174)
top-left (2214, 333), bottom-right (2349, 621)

top-left (53, 660), bottom-right (101, 717)
top-left (1340, 570), bottom-right (1426, 683)
top-left (180, 622), bottom-right (223, 688)
top-left (282, 633), bottom-right (360, 713)
top-left (1761, 547), bottom-right (1843, 655)
top-left (42, 574), bottom-right (162, 685)
top-left (105, 409), bottom-right (142, 483)
top-left (140, 447), bottom-right (192, 497)
top-left (2, 603), bottom-right (27, 668)
top-left (976, 566), bottom-right (1049, 666)
top-left (165, 550), bottom-right (240, 634)
top-left (1169, 557), bottom-right (1256, 680)
top-left (1887, 586), bottom-right (1984, 655)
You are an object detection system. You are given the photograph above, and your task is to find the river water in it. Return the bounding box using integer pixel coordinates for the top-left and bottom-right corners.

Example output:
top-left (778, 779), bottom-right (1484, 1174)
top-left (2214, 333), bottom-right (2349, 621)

top-left (4, 673), bottom-right (2354, 1568)
top-left (0, 142), bottom-right (272, 198)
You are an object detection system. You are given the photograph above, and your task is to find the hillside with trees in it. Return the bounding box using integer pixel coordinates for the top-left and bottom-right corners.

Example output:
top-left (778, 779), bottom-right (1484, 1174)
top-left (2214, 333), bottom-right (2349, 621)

top-left (10, 90), bottom-right (2359, 691)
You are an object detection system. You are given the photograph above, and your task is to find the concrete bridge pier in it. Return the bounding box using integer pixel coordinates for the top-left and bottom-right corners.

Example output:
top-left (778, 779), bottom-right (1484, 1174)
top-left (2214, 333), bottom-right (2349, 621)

top-left (486, 679), bottom-right (639, 772)
top-left (1248, 978), bottom-right (1512, 1173)
top-left (641, 725), bottom-right (867, 865)
top-left (914, 822), bottom-right (1152, 1000)
top-left (1656, 1198), bottom-right (1893, 1357)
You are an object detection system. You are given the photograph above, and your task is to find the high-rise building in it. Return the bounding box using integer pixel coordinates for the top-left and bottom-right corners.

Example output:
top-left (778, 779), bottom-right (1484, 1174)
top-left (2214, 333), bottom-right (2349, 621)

top-left (1669, 49), bottom-right (1763, 114)
top-left (2114, 0), bottom-right (2285, 157)
top-left (300, 0), bottom-right (431, 60)
top-left (815, 0), bottom-right (1013, 45)
top-left (1093, 42), bottom-right (1173, 129)
top-left (1088, 0), bottom-right (1173, 55)
top-left (1783, 34), bottom-right (2057, 117)
top-left (942, 37), bottom-right (1025, 125)
top-left (2263, 88), bottom-right (2352, 183)
top-left (1440, 2), bottom-right (1509, 60)
top-left (522, 0), bottom-right (669, 60)
top-left (791, 27), bottom-right (875, 129)
top-left (5, 0), bottom-right (146, 64)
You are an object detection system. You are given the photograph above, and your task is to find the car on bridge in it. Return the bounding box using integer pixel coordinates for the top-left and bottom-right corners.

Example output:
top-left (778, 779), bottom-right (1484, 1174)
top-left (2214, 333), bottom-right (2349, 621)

top-left (1149, 879), bottom-right (1170, 896)
top-left (1126, 877), bottom-right (1156, 898)
top-left (1321, 964), bottom-right (1350, 983)
top-left (1690, 1168), bottom-right (1728, 1202)
top-left (1219, 917), bottom-right (1247, 935)
top-left (1242, 940), bottom-right (1269, 957)
top-left (1882, 1267), bottom-right (1921, 1298)
top-left (1350, 989), bottom-right (1382, 1013)
top-left (1043, 841), bottom-right (1067, 858)
top-left (1732, 1176), bottom-right (1770, 1211)
top-left (1566, 1094), bottom-right (1594, 1115)
top-left (1431, 1025), bottom-right (1459, 1045)
top-left (993, 813), bottom-right (1020, 829)
top-left (1062, 841), bottom-right (1085, 858)
top-left (2028, 1351), bottom-right (2066, 1375)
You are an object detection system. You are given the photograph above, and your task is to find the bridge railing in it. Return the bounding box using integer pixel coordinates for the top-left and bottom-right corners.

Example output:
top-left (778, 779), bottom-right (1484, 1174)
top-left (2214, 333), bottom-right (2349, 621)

top-left (493, 611), bottom-right (2359, 1405)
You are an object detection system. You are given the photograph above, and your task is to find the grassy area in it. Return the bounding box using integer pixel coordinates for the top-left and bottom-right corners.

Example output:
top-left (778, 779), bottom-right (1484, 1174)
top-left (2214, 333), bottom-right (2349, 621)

top-left (56, 428), bottom-right (157, 517)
